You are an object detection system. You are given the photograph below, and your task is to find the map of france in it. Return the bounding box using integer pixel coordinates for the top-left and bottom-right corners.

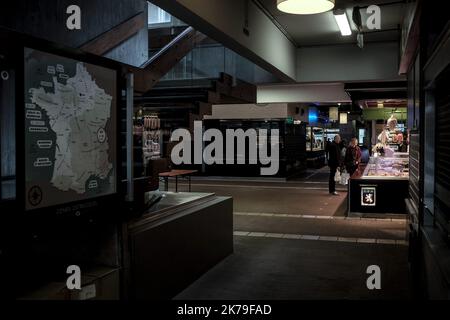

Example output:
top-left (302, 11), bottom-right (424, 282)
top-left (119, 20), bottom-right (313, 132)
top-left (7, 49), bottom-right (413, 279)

top-left (29, 62), bottom-right (113, 194)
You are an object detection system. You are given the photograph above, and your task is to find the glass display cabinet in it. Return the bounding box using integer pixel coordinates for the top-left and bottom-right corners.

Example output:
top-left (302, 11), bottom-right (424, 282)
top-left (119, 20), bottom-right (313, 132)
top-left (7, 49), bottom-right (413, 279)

top-left (349, 154), bottom-right (410, 214)
top-left (306, 126), bottom-right (325, 168)
top-left (362, 157), bottom-right (409, 180)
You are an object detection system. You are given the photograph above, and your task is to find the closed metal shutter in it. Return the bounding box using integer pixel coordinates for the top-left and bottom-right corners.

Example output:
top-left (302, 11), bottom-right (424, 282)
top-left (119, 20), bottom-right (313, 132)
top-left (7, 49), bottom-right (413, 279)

top-left (409, 133), bottom-right (420, 219)
top-left (435, 64), bottom-right (450, 236)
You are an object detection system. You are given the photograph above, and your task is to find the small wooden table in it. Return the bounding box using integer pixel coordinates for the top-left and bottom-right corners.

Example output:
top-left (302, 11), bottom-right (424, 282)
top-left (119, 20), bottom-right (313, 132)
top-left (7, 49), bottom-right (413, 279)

top-left (159, 170), bottom-right (198, 192)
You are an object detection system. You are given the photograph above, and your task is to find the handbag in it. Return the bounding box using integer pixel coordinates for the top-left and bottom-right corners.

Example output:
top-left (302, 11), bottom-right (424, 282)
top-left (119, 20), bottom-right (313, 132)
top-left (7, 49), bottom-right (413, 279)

top-left (340, 170), bottom-right (350, 185)
top-left (334, 168), bottom-right (341, 182)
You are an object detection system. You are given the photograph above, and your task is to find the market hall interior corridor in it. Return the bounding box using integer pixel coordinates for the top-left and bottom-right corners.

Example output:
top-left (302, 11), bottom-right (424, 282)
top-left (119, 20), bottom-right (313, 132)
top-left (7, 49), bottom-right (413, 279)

top-left (168, 169), bottom-right (411, 300)
top-left (3, 0), bottom-right (450, 303)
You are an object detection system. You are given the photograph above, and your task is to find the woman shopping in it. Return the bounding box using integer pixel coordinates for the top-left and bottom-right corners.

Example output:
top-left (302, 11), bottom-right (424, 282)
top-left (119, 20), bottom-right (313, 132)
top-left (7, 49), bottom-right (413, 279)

top-left (345, 138), bottom-right (362, 176)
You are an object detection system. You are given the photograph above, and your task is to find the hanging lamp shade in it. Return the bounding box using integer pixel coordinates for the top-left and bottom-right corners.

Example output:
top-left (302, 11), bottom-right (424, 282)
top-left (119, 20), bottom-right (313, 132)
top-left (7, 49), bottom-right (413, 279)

top-left (277, 0), bottom-right (335, 15)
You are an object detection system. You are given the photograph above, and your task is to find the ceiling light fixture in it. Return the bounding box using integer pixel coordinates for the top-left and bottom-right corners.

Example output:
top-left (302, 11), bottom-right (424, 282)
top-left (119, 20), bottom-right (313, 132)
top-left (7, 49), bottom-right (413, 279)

top-left (277, 0), bottom-right (335, 15)
top-left (333, 9), bottom-right (352, 36)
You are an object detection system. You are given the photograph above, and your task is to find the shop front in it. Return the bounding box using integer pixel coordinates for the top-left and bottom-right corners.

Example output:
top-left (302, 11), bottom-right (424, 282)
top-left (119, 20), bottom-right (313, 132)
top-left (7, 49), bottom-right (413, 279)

top-left (349, 110), bottom-right (410, 216)
top-left (306, 126), bottom-right (326, 168)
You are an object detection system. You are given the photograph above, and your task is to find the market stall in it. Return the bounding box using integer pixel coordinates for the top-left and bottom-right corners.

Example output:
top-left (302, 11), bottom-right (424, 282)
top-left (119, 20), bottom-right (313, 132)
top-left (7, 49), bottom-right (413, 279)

top-left (349, 153), bottom-right (409, 215)
top-left (306, 126), bottom-right (326, 168)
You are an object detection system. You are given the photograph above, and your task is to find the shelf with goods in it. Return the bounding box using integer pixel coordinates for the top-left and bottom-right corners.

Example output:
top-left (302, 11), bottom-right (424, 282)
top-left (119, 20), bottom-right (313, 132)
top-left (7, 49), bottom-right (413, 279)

top-left (306, 126), bottom-right (325, 152)
top-left (128, 110), bottom-right (164, 178)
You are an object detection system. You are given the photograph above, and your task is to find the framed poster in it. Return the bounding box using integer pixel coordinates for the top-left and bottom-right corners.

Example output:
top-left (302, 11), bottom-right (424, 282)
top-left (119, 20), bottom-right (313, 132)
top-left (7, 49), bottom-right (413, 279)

top-left (361, 187), bottom-right (376, 207)
top-left (23, 47), bottom-right (118, 211)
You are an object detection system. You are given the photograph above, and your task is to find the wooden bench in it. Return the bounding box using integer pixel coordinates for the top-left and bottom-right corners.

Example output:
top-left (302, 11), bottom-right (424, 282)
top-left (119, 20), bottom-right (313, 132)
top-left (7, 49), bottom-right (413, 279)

top-left (159, 170), bottom-right (198, 192)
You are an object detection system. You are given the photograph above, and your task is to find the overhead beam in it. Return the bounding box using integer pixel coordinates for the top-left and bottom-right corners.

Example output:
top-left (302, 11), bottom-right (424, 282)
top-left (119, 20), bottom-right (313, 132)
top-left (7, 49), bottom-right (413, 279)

top-left (80, 12), bottom-right (146, 56)
top-left (344, 81), bottom-right (407, 92)
top-left (297, 42), bottom-right (404, 83)
top-left (150, 0), bottom-right (297, 83)
top-left (349, 91), bottom-right (407, 101)
top-left (257, 83), bottom-right (351, 104)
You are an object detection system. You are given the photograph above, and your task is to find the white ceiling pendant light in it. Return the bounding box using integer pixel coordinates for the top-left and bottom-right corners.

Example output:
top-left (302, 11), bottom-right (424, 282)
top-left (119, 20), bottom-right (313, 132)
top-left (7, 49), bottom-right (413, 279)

top-left (277, 0), bottom-right (335, 15)
top-left (333, 9), bottom-right (352, 36)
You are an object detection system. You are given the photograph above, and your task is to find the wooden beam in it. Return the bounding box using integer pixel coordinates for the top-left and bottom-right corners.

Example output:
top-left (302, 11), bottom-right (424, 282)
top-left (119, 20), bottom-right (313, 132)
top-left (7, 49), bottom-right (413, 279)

top-left (80, 12), bottom-right (146, 56)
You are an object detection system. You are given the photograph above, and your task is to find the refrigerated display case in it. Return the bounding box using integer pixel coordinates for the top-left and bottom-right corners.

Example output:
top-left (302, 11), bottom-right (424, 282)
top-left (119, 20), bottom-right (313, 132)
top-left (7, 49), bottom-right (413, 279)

top-left (362, 157), bottom-right (409, 179)
top-left (349, 154), bottom-right (410, 214)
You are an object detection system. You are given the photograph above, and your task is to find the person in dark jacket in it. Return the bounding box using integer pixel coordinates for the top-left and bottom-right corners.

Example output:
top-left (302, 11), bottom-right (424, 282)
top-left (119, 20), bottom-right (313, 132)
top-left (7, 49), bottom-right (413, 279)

top-left (345, 137), bottom-right (362, 176)
top-left (328, 135), bottom-right (342, 195)
top-left (325, 138), bottom-right (331, 164)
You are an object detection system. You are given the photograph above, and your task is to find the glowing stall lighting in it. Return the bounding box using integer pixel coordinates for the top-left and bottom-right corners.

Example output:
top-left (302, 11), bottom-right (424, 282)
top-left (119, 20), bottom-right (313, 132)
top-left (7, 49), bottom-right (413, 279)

top-left (333, 10), bottom-right (352, 36)
top-left (277, 0), bottom-right (335, 15)
top-left (309, 108), bottom-right (318, 122)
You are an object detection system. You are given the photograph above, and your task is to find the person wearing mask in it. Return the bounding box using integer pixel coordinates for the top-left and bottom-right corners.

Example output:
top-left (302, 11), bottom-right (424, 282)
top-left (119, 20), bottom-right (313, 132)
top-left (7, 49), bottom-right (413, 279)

top-left (328, 135), bottom-right (342, 195)
top-left (345, 137), bottom-right (362, 176)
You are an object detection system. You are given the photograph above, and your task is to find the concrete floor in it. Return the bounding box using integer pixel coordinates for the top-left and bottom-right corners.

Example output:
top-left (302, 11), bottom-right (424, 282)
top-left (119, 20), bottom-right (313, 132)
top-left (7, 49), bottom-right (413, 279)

top-left (173, 168), bottom-right (349, 216)
top-left (175, 237), bottom-right (411, 300)
top-left (168, 167), bottom-right (412, 300)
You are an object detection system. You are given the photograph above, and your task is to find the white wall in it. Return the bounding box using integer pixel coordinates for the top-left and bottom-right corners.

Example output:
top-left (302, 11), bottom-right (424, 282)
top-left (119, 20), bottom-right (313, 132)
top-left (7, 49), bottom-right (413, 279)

top-left (257, 83), bottom-right (350, 104)
top-left (206, 103), bottom-right (308, 121)
top-left (297, 42), bottom-right (403, 82)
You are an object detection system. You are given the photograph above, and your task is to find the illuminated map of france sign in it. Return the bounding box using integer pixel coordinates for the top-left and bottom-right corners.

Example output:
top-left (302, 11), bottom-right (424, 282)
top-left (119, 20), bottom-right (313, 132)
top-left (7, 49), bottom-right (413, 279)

top-left (24, 48), bottom-right (117, 210)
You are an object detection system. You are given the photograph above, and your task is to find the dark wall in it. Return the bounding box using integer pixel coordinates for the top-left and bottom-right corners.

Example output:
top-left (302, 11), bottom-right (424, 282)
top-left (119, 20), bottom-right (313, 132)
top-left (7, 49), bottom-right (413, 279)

top-left (0, 0), bottom-right (148, 66)
top-left (409, 1), bottom-right (450, 299)
top-left (0, 69), bottom-right (15, 178)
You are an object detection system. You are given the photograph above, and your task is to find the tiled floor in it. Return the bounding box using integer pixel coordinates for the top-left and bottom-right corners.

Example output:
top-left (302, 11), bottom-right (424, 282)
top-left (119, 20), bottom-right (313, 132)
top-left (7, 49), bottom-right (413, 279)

top-left (175, 237), bottom-right (412, 300)
top-left (169, 168), bottom-right (412, 300)
top-left (234, 213), bottom-right (407, 241)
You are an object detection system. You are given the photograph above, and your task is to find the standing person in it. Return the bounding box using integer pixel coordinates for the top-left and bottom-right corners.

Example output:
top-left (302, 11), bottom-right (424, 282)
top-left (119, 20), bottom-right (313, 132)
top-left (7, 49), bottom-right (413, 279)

top-left (339, 139), bottom-right (347, 159)
top-left (328, 135), bottom-right (342, 196)
top-left (325, 138), bottom-right (331, 164)
top-left (345, 137), bottom-right (362, 176)
top-left (399, 132), bottom-right (408, 153)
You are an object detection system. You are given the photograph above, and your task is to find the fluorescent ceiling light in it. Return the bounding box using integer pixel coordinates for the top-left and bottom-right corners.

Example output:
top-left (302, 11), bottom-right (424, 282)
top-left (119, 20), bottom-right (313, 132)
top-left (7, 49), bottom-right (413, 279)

top-left (277, 0), bottom-right (335, 15)
top-left (333, 9), bottom-right (352, 36)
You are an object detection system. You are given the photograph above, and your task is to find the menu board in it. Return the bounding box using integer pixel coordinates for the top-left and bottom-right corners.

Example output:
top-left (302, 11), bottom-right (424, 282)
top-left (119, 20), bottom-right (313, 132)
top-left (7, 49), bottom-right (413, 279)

top-left (24, 48), bottom-right (117, 210)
